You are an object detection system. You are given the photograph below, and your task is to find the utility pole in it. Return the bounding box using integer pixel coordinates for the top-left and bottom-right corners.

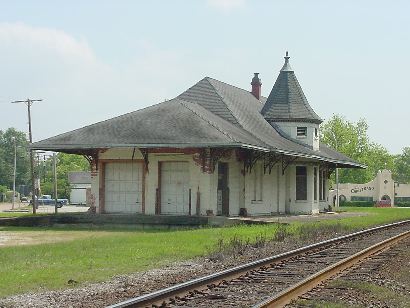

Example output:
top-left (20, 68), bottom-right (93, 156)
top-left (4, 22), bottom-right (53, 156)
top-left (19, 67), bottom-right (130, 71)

top-left (12, 137), bottom-right (17, 210)
top-left (11, 98), bottom-right (42, 214)
top-left (53, 153), bottom-right (58, 214)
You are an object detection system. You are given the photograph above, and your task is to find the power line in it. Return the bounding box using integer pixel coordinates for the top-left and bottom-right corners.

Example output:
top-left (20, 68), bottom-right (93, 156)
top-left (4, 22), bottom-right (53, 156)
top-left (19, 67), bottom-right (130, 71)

top-left (11, 98), bottom-right (42, 214)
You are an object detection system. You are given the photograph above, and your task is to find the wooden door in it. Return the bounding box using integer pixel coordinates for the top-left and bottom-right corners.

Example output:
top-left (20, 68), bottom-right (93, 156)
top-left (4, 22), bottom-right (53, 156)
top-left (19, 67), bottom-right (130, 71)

top-left (160, 162), bottom-right (190, 215)
top-left (217, 162), bottom-right (229, 216)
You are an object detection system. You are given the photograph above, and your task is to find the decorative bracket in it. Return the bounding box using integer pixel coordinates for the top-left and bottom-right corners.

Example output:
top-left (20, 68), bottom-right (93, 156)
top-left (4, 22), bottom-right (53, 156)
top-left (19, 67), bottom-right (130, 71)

top-left (139, 148), bottom-right (149, 173)
top-left (263, 153), bottom-right (281, 174)
top-left (82, 149), bottom-right (99, 172)
top-left (210, 148), bottom-right (231, 172)
top-left (282, 155), bottom-right (298, 175)
top-left (327, 165), bottom-right (336, 178)
top-left (196, 148), bottom-right (231, 173)
top-left (244, 150), bottom-right (265, 173)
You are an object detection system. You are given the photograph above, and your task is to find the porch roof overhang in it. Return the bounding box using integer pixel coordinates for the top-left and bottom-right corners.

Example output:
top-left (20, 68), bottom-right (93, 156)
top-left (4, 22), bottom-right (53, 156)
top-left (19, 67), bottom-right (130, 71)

top-left (30, 142), bottom-right (365, 169)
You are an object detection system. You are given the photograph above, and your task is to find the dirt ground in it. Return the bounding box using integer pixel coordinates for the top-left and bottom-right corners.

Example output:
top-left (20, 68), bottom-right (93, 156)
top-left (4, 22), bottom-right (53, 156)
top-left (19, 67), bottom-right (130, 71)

top-left (0, 202), bottom-right (27, 212)
top-left (0, 228), bottom-right (105, 247)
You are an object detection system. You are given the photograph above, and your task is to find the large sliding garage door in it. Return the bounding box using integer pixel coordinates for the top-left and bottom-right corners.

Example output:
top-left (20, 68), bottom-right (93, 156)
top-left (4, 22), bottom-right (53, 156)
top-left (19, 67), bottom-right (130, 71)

top-left (104, 162), bottom-right (143, 213)
top-left (161, 162), bottom-right (189, 215)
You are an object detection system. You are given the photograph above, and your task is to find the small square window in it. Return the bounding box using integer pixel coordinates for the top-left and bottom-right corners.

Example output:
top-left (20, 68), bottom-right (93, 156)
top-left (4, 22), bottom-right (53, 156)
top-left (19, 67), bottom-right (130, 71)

top-left (297, 127), bottom-right (307, 137)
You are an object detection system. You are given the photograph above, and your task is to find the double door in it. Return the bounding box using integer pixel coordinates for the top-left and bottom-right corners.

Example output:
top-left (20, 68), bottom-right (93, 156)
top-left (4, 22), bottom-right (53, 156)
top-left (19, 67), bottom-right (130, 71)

top-left (104, 162), bottom-right (143, 213)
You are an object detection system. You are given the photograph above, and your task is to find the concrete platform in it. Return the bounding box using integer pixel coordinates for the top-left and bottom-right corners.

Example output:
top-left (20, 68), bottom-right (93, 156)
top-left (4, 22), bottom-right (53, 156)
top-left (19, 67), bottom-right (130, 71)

top-left (0, 213), bottom-right (232, 229)
top-left (229, 211), bottom-right (369, 224)
top-left (0, 210), bottom-right (369, 229)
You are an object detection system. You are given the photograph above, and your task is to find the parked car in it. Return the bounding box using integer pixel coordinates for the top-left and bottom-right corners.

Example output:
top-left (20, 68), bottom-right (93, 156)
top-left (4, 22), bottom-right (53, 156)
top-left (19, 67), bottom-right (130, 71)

top-left (20, 196), bottom-right (29, 203)
top-left (30, 195), bottom-right (68, 208)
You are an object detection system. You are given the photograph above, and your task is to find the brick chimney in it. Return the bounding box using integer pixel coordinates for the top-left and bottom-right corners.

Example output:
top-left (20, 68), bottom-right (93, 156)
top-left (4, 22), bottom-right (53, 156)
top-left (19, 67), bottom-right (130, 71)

top-left (251, 73), bottom-right (262, 100)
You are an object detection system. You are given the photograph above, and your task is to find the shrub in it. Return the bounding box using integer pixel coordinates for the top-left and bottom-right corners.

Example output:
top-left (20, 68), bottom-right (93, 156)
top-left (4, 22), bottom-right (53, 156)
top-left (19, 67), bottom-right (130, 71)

top-left (341, 201), bottom-right (374, 207)
top-left (396, 202), bottom-right (410, 207)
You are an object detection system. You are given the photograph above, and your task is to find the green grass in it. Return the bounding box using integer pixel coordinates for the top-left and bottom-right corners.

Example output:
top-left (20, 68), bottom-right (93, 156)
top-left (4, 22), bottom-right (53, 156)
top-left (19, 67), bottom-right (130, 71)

top-left (0, 212), bottom-right (33, 218)
top-left (0, 207), bottom-right (410, 298)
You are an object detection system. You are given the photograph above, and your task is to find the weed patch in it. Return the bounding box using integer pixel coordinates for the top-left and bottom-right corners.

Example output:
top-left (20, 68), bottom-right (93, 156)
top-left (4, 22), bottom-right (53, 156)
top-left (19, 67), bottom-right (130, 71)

top-left (328, 279), bottom-right (410, 307)
top-left (297, 222), bottom-right (347, 241)
top-left (294, 298), bottom-right (356, 308)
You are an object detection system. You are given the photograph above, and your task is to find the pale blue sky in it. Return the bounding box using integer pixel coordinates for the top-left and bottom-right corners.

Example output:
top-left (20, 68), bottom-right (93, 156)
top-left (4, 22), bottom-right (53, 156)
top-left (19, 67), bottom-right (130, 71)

top-left (0, 0), bottom-right (409, 153)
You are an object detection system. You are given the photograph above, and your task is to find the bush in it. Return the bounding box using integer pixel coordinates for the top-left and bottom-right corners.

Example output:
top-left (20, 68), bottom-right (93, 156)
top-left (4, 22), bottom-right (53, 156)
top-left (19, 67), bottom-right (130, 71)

top-left (341, 201), bottom-right (374, 207)
top-left (396, 202), bottom-right (410, 207)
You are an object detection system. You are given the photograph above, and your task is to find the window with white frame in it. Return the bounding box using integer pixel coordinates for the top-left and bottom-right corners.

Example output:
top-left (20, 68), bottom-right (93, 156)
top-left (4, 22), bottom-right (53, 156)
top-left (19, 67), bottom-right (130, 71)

top-left (252, 163), bottom-right (263, 201)
top-left (319, 169), bottom-right (323, 200)
top-left (296, 166), bottom-right (307, 200)
top-left (319, 169), bottom-right (326, 201)
top-left (297, 127), bottom-right (307, 137)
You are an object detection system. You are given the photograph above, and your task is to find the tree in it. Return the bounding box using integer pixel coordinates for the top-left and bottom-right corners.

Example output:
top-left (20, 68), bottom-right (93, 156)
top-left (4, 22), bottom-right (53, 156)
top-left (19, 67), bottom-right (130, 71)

top-left (394, 147), bottom-right (410, 183)
top-left (40, 153), bottom-right (89, 199)
top-left (320, 114), bottom-right (394, 184)
top-left (0, 128), bottom-right (30, 190)
top-left (0, 127), bottom-right (90, 199)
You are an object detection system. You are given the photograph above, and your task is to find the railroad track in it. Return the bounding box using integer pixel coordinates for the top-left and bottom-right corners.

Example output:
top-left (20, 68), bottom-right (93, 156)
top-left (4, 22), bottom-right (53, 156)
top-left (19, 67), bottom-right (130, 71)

top-left (108, 220), bottom-right (410, 308)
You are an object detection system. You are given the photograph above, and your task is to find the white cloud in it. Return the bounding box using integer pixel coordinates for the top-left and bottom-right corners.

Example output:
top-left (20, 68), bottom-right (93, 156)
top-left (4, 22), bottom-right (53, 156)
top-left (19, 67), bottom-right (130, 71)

top-left (0, 22), bottom-right (197, 142)
top-left (0, 22), bottom-right (95, 62)
top-left (0, 22), bottom-right (115, 139)
top-left (207, 0), bottom-right (246, 11)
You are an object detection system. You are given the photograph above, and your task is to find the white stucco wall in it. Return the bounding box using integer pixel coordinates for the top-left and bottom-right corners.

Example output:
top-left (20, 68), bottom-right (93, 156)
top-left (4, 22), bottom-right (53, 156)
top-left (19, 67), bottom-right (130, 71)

top-left (328, 169), bottom-right (401, 205)
top-left (93, 148), bottom-right (327, 216)
top-left (286, 164), bottom-right (320, 214)
top-left (243, 163), bottom-right (288, 215)
top-left (395, 183), bottom-right (410, 199)
top-left (276, 122), bottom-right (320, 151)
top-left (90, 171), bottom-right (100, 212)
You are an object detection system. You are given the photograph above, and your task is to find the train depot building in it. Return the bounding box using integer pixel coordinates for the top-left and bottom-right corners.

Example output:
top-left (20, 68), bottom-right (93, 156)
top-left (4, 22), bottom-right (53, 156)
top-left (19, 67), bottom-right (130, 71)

top-left (32, 54), bottom-right (363, 216)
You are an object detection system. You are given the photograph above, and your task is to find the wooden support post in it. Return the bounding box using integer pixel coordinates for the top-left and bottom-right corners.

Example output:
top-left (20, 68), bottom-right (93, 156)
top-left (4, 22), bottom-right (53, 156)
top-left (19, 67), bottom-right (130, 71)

top-left (155, 188), bottom-right (160, 215)
top-left (189, 188), bottom-right (192, 216)
top-left (196, 189), bottom-right (201, 216)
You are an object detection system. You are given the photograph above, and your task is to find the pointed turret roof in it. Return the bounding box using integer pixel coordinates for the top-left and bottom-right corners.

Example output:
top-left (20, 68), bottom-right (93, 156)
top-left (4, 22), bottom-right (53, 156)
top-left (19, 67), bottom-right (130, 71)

top-left (261, 52), bottom-right (322, 124)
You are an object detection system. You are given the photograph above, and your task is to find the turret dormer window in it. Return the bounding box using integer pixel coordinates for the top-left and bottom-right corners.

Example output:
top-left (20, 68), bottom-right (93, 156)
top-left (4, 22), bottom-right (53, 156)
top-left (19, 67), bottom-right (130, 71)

top-left (297, 127), bottom-right (307, 137)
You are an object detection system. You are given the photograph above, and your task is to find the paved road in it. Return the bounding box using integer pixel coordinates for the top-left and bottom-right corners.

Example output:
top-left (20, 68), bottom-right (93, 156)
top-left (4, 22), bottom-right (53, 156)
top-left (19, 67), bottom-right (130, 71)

top-left (0, 202), bottom-right (89, 214)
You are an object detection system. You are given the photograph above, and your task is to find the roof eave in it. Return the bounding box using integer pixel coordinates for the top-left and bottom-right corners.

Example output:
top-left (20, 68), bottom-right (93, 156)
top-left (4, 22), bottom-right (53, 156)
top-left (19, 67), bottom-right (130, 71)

top-left (265, 117), bottom-right (323, 125)
top-left (29, 142), bottom-right (271, 152)
top-left (30, 142), bottom-right (364, 168)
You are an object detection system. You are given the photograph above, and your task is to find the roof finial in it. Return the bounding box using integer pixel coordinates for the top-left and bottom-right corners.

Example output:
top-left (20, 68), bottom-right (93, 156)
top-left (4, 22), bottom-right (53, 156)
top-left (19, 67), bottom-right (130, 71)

top-left (281, 51), bottom-right (293, 72)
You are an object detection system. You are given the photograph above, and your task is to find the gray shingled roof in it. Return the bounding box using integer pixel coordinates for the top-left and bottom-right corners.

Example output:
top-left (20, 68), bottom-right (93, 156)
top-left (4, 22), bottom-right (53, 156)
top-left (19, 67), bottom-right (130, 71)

top-left (261, 55), bottom-right (322, 124)
top-left (32, 69), bottom-right (363, 168)
top-left (31, 98), bottom-right (266, 151)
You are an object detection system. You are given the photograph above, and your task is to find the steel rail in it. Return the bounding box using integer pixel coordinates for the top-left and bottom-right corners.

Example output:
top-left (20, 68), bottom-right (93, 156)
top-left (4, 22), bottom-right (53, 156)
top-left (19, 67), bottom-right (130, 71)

top-left (253, 229), bottom-right (410, 308)
top-left (107, 220), bottom-right (410, 308)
